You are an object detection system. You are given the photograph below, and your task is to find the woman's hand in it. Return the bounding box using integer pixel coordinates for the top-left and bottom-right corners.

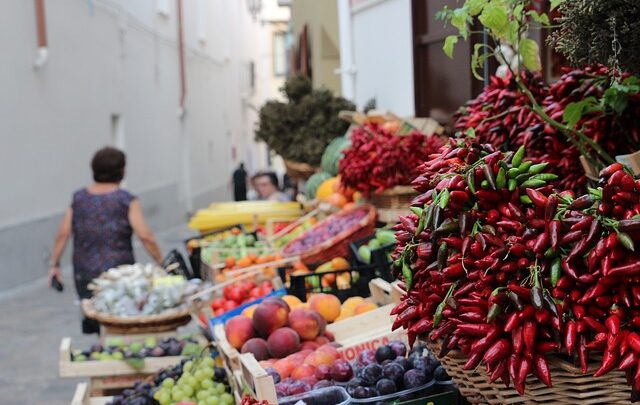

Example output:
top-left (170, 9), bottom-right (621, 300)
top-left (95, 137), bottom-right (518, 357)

top-left (48, 265), bottom-right (62, 287)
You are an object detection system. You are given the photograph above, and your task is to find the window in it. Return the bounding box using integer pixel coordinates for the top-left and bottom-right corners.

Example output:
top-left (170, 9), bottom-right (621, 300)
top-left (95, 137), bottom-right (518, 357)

top-left (273, 32), bottom-right (287, 77)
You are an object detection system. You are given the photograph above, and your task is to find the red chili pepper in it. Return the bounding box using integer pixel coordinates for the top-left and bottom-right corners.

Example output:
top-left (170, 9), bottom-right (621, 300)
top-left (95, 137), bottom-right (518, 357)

top-left (564, 320), bottom-right (577, 355)
top-left (628, 332), bottom-right (640, 353)
top-left (392, 306), bottom-right (419, 330)
top-left (489, 358), bottom-right (507, 384)
top-left (570, 216), bottom-right (593, 232)
top-left (583, 316), bottom-right (607, 333)
top-left (504, 312), bottom-right (521, 332)
top-left (456, 323), bottom-right (495, 337)
top-left (516, 356), bottom-right (531, 395)
top-left (599, 162), bottom-right (623, 178)
top-left (607, 261), bottom-right (640, 278)
top-left (526, 188), bottom-right (548, 208)
top-left (534, 355), bottom-right (552, 387)
top-left (536, 341), bottom-right (559, 353)
top-left (523, 320), bottom-right (536, 356)
top-left (578, 334), bottom-right (589, 374)
top-left (512, 325), bottom-right (523, 355)
top-left (483, 338), bottom-right (511, 366)
top-left (620, 351), bottom-right (639, 370)
top-left (606, 315), bottom-right (621, 335)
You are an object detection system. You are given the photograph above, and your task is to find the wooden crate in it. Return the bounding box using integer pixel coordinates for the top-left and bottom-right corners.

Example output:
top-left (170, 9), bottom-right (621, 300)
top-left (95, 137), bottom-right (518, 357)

top-left (213, 323), bottom-right (242, 372)
top-left (237, 303), bottom-right (406, 403)
top-left (367, 278), bottom-right (395, 306)
top-left (70, 382), bottom-right (112, 405)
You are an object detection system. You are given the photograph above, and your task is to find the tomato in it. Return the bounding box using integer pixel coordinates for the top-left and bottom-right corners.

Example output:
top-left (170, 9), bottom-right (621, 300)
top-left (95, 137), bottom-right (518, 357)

top-left (223, 300), bottom-right (238, 312)
top-left (211, 297), bottom-right (226, 310)
top-left (249, 287), bottom-right (261, 298)
top-left (227, 287), bottom-right (246, 303)
top-left (214, 308), bottom-right (225, 316)
top-left (223, 285), bottom-right (235, 301)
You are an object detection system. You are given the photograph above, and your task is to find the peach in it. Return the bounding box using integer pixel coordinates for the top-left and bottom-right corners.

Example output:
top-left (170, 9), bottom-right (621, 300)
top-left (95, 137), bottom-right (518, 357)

top-left (309, 294), bottom-right (341, 323)
top-left (287, 349), bottom-right (313, 364)
top-left (242, 304), bottom-right (258, 318)
top-left (289, 309), bottom-right (322, 340)
top-left (316, 344), bottom-right (339, 361)
top-left (241, 338), bottom-right (270, 361)
top-left (267, 327), bottom-right (301, 358)
top-left (341, 296), bottom-right (365, 317)
top-left (225, 315), bottom-right (256, 349)
top-left (314, 336), bottom-right (330, 346)
top-left (304, 350), bottom-right (334, 367)
top-left (354, 302), bottom-right (378, 315)
top-left (272, 358), bottom-right (295, 378)
top-left (252, 298), bottom-right (290, 337)
top-left (282, 295), bottom-right (303, 309)
top-left (291, 364), bottom-right (316, 380)
top-left (300, 341), bottom-right (320, 351)
top-left (259, 359), bottom-right (276, 369)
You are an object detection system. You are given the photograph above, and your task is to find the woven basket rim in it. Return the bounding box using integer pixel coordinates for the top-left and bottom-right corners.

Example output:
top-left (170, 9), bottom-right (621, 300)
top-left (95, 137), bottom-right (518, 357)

top-left (281, 204), bottom-right (377, 260)
top-left (81, 299), bottom-right (191, 325)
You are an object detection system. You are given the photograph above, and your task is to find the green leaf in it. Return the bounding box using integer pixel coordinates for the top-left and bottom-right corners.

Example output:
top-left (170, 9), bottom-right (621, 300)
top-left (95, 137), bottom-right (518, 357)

top-left (519, 38), bottom-right (542, 72)
top-left (550, 0), bottom-right (563, 10)
top-left (471, 43), bottom-right (490, 81)
top-left (527, 10), bottom-right (550, 25)
top-left (479, 2), bottom-right (509, 37)
top-left (466, 128), bottom-right (476, 139)
top-left (603, 86), bottom-right (629, 115)
top-left (563, 101), bottom-right (587, 128)
top-left (443, 36), bottom-right (459, 59)
top-left (467, 0), bottom-right (488, 16)
top-left (451, 8), bottom-right (469, 38)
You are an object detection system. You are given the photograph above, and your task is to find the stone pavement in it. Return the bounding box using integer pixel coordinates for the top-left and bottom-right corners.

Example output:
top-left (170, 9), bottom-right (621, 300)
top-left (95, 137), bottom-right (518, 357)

top-left (0, 225), bottom-right (199, 405)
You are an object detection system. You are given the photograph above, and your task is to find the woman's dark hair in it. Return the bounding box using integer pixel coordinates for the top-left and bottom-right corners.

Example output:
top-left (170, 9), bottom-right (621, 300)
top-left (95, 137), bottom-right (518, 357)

top-left (91, 147), bottom-right (126, 183)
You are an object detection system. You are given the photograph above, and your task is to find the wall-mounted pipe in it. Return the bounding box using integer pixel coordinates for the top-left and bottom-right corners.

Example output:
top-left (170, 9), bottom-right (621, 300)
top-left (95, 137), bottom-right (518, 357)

top-left (177, 0), bottom-right (187, 118)
top-left (34, 0), bottom-right (49, 69)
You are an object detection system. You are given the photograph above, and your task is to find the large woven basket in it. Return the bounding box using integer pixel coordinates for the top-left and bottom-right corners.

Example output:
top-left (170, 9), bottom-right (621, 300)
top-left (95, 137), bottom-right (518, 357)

top-left (428, 339), bottom-right (633, 405)
top-left (284, 159), bottom-right (317, 181)
top-left (368, 185), bottom-right (417, 210)
top-left (81, 299), bottom-right (191, 334)
top-left (281, 204), bottom-right (377, 265)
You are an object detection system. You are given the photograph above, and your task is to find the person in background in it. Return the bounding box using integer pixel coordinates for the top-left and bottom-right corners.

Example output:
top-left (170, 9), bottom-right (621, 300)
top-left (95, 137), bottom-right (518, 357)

top-left (232, 162), bottom-right (248, 201)
top-left (252, 171), bottom-right (290, 202)
top-left (47, 146), bottom-right (163, 333)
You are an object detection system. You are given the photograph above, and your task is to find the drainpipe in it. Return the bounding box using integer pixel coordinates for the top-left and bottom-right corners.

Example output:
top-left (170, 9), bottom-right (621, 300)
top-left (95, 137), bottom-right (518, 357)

top-left (177, 0), bottom-right (187, 118)
top-left (33, 0), bottom-right (49, 70)
top-left (336, 0), bottom-right (356, 101)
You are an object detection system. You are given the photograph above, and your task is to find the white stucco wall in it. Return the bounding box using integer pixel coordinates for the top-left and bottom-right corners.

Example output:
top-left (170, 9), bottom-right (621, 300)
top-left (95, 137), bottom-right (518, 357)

top-left (0, 0), bottom-right (288, 291)
top-left (350, 0), bottom-right (415, 116)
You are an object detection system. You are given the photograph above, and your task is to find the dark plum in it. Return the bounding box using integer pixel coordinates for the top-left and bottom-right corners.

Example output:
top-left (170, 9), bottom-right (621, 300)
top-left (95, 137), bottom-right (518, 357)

top-left (394, 356), bottom-right (413, 371)
top-left (388, 340), bottom-right (407, 357)
top-left (150, 347), bottom-right (165, 357)
top-left (361, 363), bottom-right (384, 385)
top-left (383, 362), bottom-right (405, 386)
top-left (357, 349), bottom-right (377, 366)
top-left (346, 378), bottom-right (363, 396)
top-left (403, 369), bottom-right (428, 389)
top-left (352, 386), bottom-right (378, 399)
top-left (410, 343), bottom-right (426, 356)
top-left (287, 381), bottom-right (311, 396)
top-left (375, 345), bottom-right (396, 363)
top-left (275, 382), bottom-right (289, 398)
top-left (313, 380), bottom-right (335, 390)
top-left (265, 367), bottom-right (282, 384)
top-left (376, 378), bottom-right (397, 395)
top-left (330, 359), bottom-right (353, 382)
top-left (381, 359), bottom-right (393, 366)
top-left (315, 364), bottom-right (331, 381)
top-left (434, 365), bottom-right (451, 381)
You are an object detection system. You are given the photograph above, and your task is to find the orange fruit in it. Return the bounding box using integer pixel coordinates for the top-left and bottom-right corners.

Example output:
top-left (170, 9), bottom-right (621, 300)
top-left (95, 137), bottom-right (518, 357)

top-left (354, 302), bottom-right (378, 314)
top-left (309, 294), bottom-right (341, 322)
top-left (330, 257), bottom-right (350, 271)
top-left (282, 295), bottom-right (303, 309)
top-left (327, 193), bottom-right (348, 208)
top-left (255, 256), bottom-right (269, 264)
top-left (237, 256), bottom-right (252, 268)
top-left (231, 227), bottom-right (242, 235)
top-left (224, 257), bottom-right (236, 269)
top-left (247, 253), bottom-right (258, 262)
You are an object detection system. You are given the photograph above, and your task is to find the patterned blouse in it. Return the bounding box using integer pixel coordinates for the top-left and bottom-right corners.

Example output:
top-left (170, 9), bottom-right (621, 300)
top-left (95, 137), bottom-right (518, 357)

top-left (71, 188), bottom-right (136, 297)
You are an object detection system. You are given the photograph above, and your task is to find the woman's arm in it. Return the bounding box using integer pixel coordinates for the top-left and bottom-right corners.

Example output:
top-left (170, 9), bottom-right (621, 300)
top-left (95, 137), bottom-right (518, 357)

top-left (128, 199), bottom-right (163, 265)
top-left (48, 208), bottom-right (72, 285)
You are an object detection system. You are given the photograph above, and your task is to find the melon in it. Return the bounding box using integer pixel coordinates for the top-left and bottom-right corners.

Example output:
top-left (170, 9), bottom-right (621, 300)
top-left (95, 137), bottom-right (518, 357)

top-left (321, 137), bottom-right (351, 176)
top-left (306, 172), bottom-right (333, 200)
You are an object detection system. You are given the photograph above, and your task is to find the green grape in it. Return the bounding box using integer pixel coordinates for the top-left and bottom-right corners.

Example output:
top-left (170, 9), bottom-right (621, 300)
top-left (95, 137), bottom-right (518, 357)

top-left (206, 397), bottom-right (220, 405)
top-left (158, 391), bottom-right (171, 405)
top-left (202, 357), bottom-right (215, 368)
top-left (200, 379), bottom-right (214, 390)
top-left (186, 375), bottom-right (198, 388)
top-left (182, 385), bottom-right (194, 397)
top-left (184, 360), bottom-right (194, 372)
top-left (177, 377), bottom-right (188, 387)
top-left (194, 369), bottom-right (207, 382)
top-left (172, 389), bottom-right (184, 402)
top-left (197, 390), bottom-right (209, 401)
top-left (202, 367), bottom-right (214, 379)
top-left (221, 393), bottom-right (234, 405)
top-left (162, 378), bottom-right (175, 388)
top-left (153, 390), bottom-right (161, 401)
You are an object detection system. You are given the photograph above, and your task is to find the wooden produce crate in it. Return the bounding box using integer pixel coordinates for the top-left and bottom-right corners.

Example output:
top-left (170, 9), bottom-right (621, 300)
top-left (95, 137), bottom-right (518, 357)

top-left (59, 337), bottom-right (195, 395)
top-left (237, 303), bottom-right (406, 403)
top-left (213, 323), bottom-right (242, 373)
top-left (70, 382), bottom-right (112, 405)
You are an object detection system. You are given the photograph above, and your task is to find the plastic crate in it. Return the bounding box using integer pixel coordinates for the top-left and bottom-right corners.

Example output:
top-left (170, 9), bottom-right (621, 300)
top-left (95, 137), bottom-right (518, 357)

top-left (349, 234), bottom-right (396, 282)
top-left (184, 225), bottom-right (246, 278)
top-left (278, 263), bottom-right (377, 303)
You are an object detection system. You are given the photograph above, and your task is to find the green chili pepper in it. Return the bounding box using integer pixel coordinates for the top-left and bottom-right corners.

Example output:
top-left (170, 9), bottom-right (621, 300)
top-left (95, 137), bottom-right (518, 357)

top-left (507, 167), bottom-right (520, 178)
top-left (424, 203), bottom-right (435, 231)
top-left (481, 179), bottom-right (490, 189)
top-left (498, 161), bottom-right (509, 172)
top-left (433, 282), bottom-right (457, 328)
top-left (530, 173), bottom-right (559, 182)
top-left (487, 303), bottom-right (502, 323)
top-left (467, 170), bottom-right (476, 194)
top-left (519, 161), bottom-right (534, 173)
top-left (439, 188), bottom-right (450, 209)
top-left (520, 195), bottom-right (533, 205)
top-left (402, 260), bottom-right (413, 290)
top-left (482, 224), bottom-right (497, 235)
top-left (516, 172), bottom-right (533, 183)
top-left (617, 232), bottom-right (635, 252)
top-left (544, 247), bottom-right (555, 259)
top-left (483, 164), bottom-right (497, 190)
top-left (512, 145), bottom-right (525, 168)
top-left (508, 179), bottom-right (517, 192)
top-left (529, 162), bottom-right (549, 174)
top-left (415, 207), bottom-right (427, 236)
top-left (521, 179), bottom-right (547, 188)
top-left (437, 242), bottom-right (448, 271)
top-left (496, 167), bottom-right (506, 189)
top-left (551, 258), bottom-right (561, 287)
top-left (410, 207), bottom-right (423, 216)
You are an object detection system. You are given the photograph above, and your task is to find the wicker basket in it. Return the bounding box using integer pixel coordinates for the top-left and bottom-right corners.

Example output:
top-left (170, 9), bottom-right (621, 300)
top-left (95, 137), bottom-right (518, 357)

top-left (428, 339), bottom-right (633, 405)
top-left (81, 299), bottom-right (191, 335)
top-left (368, 185), bottom-right (417, 210)
top-left (282, 204), bottom-right (377, 265)
top-left (284, 159), bottom-right (317, 181)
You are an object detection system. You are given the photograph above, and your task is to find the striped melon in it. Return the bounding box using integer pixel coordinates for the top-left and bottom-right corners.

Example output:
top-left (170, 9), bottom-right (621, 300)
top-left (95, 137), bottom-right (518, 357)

top-left (321, 136), bottom-right (351, 176)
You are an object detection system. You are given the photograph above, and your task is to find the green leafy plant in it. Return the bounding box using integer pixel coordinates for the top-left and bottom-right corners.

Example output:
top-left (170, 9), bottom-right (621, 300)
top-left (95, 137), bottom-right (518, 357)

top-left (255, 75), bottom-right (355, 166)
top-left (437, 0), bottom-right (623, 169)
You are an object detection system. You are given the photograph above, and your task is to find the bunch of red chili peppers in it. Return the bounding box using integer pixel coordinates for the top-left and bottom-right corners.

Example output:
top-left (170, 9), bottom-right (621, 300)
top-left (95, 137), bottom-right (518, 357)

top-left (240, 395), bottom-right (272, 405)
top-left (455, 66), bottom-right (640, 194)
top-left (391, 140), bottom-right (640, 399)
top-left (339, 123), bottom-right (442, 196)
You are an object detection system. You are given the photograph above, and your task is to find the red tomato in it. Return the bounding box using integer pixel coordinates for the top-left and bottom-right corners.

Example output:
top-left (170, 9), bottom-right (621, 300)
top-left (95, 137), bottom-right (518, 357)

top-left (214, 308), bottom-right (225, 316)
top-left (223, 300), bottom-right (238, 312)
top-left (249, 287), bottom-right (261, 298)
top-left (228, 287), bottom-right (245, 303)
top-left (259, 284), bottom-right (273, 296)
top-left (223, 285), bottom-right (235, 301)
top-left (211, 297), bottom-right (226, 310)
